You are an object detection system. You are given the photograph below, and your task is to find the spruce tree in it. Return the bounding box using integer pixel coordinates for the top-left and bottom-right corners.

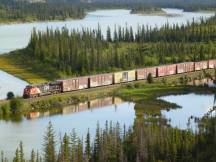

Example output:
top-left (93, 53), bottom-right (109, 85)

top-left (43, 122), bottom-right (56, 162)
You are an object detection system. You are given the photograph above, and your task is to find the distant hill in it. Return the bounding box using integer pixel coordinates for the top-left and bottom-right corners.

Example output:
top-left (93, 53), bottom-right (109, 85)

top-left (7, 0), bottom-right (216, 6)
top-left (15, 0), bottom-right (46, 2)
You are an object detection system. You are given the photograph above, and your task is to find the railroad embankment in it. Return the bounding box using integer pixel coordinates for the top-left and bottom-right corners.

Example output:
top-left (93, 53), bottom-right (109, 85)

top-left (0, 68), bottom-right (215, 120)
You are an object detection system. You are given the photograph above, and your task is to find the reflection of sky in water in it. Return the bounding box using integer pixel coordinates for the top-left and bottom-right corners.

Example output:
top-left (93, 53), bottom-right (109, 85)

top-left (160, 93), bottom-right (215, 130)
top-left (0, 102), bottom-right (135, 159)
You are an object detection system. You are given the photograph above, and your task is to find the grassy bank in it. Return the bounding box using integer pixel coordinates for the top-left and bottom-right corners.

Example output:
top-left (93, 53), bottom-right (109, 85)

top-left (0, 85), bottom-right (118, 120)
top-left (117, 83), bottom-right (215, 113)
top-left (0, 52), bottom-right (50, 84)
top-left (115, 77), bottom-right (216, 124)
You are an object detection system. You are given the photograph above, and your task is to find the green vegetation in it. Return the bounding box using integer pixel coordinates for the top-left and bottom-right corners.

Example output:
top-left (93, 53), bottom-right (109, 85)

top-left (130, 6), bottom-right (167, 15)
top-left (26, 16), bottom-right (216, 78)
top-left (0, 0), bottom-right (215, 24)
top-left (10, 98), bottom-right (24, 114)
top-left (1, 13), bottom-right (215, 83)
top-left (0, 97), bottom-right (25, 121)
top-left (0, 0), bottom-right (85, 23)
top-left (147, 73), bottom-right (154, 84)
top-left (0, 53), bottom-right (49, 84)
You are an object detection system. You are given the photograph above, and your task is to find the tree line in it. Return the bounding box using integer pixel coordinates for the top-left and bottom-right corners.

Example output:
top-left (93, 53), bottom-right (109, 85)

top-left (0, 0), bottom-right (215, 23)
top-left (23, 14), bottom-right (216, 77)
top-left (0, 114), bottom-right (215, 162)
top-left (0, 0), bottom-right (85, 23)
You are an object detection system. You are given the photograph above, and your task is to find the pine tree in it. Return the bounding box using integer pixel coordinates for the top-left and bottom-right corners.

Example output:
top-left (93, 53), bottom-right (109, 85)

top-left (19, 142), bottom-right (24, 162)
top-left (93, 122), bottom-right (101, 162)
top-left (30, 150), bottom-right (35, 162)
top-left (43, 122), bottom-right (56, 162)
top-left (106, 27), bottom-right (112, 42)
top-left (13, 148), bottom-right (20, 162)
top-left (59, 134), bottom-right (70, 162)
top-left (85, 129), bottom-right (91, 162)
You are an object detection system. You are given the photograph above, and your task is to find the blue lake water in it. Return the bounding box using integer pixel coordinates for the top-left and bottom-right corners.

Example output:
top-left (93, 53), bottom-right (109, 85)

top-left (160, 93), bottom-right (216, 130)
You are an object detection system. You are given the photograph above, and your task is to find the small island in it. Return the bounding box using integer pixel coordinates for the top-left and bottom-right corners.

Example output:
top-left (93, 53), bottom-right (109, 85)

top-left (130, 6), bottom-right (181, 17)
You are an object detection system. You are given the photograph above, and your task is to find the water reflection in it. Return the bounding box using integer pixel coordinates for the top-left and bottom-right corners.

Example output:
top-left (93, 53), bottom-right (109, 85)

top-left (0, 97), bottom-right (135, 158)
top-left (27, 97), bottom-right (125, 120)
top-left (188, 78), bottom-right (216, 87)
top-left (160, 93), bottom-right (216, 130)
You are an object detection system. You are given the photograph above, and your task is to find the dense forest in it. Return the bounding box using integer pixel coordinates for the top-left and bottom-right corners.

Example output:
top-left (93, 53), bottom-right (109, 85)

top-left (0, 0), bottom-right (85, 22)
top-left (22, 14), bottom-right (216, 77)
top-left (91, 0), bottom-right (216, 12)
top-left (1, 114), bottom-right (215, 162)
top-left (0, 0), bottom-right (216, 23)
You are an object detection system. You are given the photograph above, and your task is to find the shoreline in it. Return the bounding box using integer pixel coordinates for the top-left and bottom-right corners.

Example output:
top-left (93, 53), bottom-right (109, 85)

top-left (131, 10), bottom-right (182, 17)
top-left (0, 16), bottom-right (85, 26)
top-left (0, 8), bottom-right (214, 26)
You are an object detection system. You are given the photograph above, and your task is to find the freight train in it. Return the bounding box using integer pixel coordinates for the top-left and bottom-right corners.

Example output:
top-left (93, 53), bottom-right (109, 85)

top-left (23, 60), bottom-right (216, 98)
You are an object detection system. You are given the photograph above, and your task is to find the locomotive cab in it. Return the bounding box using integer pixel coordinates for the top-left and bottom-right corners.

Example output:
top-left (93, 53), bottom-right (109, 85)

top-left (23, 85), bottom-right (41, 98)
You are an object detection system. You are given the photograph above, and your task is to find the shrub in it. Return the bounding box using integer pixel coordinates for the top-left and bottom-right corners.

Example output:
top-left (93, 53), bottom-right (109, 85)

top-left (147, 73), bottom-right (154, 84)
top-left (7, 91), bottom-right (15, 100)
top-left (162, 78), bottom-right (167, 84)
top-left (126, 83), bottom-right (135, 89)
top-left (10, 98), bottom-right (24, 114)
top-left (0, 104), bottom-right (10, 115)
top-left (0, 107), bottom-right (3, 116)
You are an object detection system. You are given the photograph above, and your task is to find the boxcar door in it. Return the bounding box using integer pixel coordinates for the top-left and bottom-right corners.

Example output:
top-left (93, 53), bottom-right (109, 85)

top-left (122, 72), bottom-right (128, 82)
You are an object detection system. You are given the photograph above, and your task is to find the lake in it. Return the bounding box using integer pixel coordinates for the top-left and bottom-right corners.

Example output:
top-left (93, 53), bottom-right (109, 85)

top-left (0, 93), bottom-right (215, 159)
top-left (0, 8), bottom-right (214, 99)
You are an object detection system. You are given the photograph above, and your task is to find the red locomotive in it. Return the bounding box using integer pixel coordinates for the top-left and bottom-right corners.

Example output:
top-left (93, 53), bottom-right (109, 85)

top-left (23, 82), bottom-right (61, 98)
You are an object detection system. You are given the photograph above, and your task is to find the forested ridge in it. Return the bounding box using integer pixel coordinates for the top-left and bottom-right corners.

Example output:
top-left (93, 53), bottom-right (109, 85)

top-left (21, 14), bottom-right (216, 78)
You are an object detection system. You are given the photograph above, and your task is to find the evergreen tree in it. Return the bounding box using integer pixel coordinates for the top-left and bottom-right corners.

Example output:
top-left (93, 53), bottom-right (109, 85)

top-left (43, 122), bottom-right (56, 162)
top-left (85, 129), bottom-right (91, 162)
top-left (106, 27), bottom-right (112, 42)
top-left (30, 150), bottom-right (36, 162)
